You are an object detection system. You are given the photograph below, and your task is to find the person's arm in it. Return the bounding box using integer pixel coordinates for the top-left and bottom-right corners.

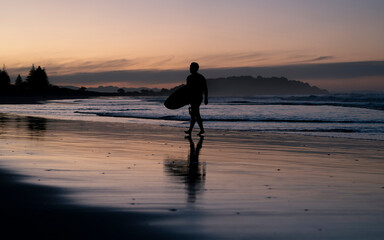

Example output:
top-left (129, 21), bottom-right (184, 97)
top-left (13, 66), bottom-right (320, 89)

top-left (203, 76), bottom-right (208, 105)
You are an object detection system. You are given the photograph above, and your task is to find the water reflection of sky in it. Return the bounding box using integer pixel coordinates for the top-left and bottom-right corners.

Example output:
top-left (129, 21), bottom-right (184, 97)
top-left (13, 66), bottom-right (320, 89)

top-left (0, 114), bottom-right (47, 139)
top-left (1, 113), bottom-right (383, 239)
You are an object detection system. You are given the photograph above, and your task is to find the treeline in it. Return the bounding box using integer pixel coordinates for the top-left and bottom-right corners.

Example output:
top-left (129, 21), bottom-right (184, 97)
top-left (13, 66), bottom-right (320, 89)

top-left (0, 65), bottom-right (109, 99)
top-left (0, 65), bottom-right (177, 98)
top-left (0, 65), bottom-right (52, 94)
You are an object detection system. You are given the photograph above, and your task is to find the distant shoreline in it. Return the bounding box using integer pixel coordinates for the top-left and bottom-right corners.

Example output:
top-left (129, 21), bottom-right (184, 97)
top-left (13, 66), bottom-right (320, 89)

top-left (0, 95), bottom-right (93, 104)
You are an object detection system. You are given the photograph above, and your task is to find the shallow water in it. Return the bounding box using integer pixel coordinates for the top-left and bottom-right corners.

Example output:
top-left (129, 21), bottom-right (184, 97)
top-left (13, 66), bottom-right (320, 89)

top-left (1, 94), bottom-right (384, 140)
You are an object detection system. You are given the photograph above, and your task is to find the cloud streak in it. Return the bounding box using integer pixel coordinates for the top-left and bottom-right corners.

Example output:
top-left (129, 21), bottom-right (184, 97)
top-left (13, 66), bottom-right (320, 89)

top-left (46, 61), bottom-right (384, 90)
top-left (300, 56), bottom-right (334, 63)
top-left (5, 52), bottom-right (341, 78)
top-left (203, 61), bottom-right (384, 80)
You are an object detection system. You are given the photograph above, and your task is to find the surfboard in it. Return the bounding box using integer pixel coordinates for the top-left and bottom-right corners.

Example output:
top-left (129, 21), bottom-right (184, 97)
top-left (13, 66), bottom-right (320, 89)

top-left (164, 85), bottom-right (191, 109)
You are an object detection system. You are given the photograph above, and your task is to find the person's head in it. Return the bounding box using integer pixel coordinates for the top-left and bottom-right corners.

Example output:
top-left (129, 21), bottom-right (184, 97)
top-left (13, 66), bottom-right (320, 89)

top-left (190, 62), bottom-right (199, 74)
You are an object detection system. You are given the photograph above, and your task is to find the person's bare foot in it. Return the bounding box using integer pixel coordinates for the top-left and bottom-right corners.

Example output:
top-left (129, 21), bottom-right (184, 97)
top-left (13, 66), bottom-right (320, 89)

top-left (185, 130), bottom-right (192, 135)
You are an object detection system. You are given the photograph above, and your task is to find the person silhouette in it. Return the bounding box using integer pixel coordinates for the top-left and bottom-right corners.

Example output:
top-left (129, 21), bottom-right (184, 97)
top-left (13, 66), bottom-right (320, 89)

top-left (185, 62), bottom-right (208, 136)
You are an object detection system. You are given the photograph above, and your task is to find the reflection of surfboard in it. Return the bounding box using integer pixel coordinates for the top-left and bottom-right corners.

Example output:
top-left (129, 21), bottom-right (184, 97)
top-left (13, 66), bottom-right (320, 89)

top-left (164, 85), bottom-right (191, 109)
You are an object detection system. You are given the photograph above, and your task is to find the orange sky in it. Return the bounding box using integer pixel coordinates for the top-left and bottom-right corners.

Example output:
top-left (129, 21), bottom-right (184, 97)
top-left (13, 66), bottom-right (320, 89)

top-left (1, 0), bottom-right (384, 90)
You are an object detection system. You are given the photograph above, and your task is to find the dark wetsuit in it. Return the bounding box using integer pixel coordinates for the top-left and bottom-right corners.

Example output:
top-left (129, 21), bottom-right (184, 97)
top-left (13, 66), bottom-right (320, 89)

top-left (185, 72), bottom-right (208, 134)
top-left (186, 72), bottom-right (208, 106)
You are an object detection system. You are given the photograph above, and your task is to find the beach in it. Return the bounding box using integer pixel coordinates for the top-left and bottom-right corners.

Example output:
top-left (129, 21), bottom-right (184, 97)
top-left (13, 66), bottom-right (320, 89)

top-left (1, 113), bottom-right (384, 239)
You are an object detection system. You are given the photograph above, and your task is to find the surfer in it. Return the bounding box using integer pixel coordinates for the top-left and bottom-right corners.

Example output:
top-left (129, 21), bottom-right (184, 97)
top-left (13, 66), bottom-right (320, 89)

top-left (185, 62), bottom-right (208, 136)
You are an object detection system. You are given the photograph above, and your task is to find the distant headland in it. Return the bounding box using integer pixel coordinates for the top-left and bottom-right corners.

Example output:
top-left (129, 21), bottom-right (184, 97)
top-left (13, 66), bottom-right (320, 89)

top-left (207, 76), bottom-right (328, 96)
top-left (1, 65), bottom-right (328, 104)
top-left (74, 76), bottom-right (328, 96)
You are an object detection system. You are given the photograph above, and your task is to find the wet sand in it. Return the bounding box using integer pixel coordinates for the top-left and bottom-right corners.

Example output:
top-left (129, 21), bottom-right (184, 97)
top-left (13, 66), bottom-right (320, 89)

top-left (1, 113), bottom-right (384, 239)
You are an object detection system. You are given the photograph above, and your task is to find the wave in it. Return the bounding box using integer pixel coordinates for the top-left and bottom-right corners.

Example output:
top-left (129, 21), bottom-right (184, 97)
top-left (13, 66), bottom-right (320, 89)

top-left (74, 111), bottom-right (384, 124)
top-left (73, 95), bottom-right (384, 111)
top-left (224, 100), bottom-right (384, 111)
top-left (215, 94), bottom-right (384, 111)
top-left (282, 93), bottom-right (384, 103)
top-left (291, 129), bottom-right (357, 133)
top-left (260, 129), bottom-right (359, 133)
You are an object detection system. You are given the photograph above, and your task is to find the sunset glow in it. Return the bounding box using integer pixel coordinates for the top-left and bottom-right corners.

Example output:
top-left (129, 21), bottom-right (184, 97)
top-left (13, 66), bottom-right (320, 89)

top-left (1, 0), bottom-right (384, 90)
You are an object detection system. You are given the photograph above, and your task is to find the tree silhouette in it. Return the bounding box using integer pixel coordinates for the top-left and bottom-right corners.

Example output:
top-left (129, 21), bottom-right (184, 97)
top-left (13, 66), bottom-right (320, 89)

top-left (26, 65), bottom-right (50, 91)
top-left (15, 74), bottom-right (23, 87)
top-left (117, 88), bottom-right (125, 94)
top-left (0, 67), bottom-right (11, 91)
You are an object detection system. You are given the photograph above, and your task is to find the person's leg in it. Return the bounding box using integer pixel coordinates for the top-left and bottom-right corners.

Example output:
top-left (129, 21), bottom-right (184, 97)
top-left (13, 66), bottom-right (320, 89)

top-left (185, 106), bottom-right (196, 134)
top-left (194, 105), bottom-right (204, 135)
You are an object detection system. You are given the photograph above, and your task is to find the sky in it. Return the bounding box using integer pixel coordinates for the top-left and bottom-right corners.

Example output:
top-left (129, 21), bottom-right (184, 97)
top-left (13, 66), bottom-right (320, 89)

top-left (1, 0), bottom-right (384, 91)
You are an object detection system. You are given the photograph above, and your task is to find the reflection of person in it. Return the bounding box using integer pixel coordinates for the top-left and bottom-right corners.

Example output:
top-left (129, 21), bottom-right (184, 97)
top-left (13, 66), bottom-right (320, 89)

top-left (185, 135), bottom-right (205, 203)
top-left (164, 135), bottom-right (205, 203)
top-left (185, 62), bottom-right (208, 136)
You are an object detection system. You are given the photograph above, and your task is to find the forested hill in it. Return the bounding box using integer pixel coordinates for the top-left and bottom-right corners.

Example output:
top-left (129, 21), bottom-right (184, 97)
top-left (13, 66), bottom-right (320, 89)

top-left (207, 76), bottom-right (328, 96)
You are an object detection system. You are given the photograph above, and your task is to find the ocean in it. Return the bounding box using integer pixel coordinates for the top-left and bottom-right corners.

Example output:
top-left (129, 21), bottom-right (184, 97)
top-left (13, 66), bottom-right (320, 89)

top-left (1, 93), bottom-right (384, 140)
